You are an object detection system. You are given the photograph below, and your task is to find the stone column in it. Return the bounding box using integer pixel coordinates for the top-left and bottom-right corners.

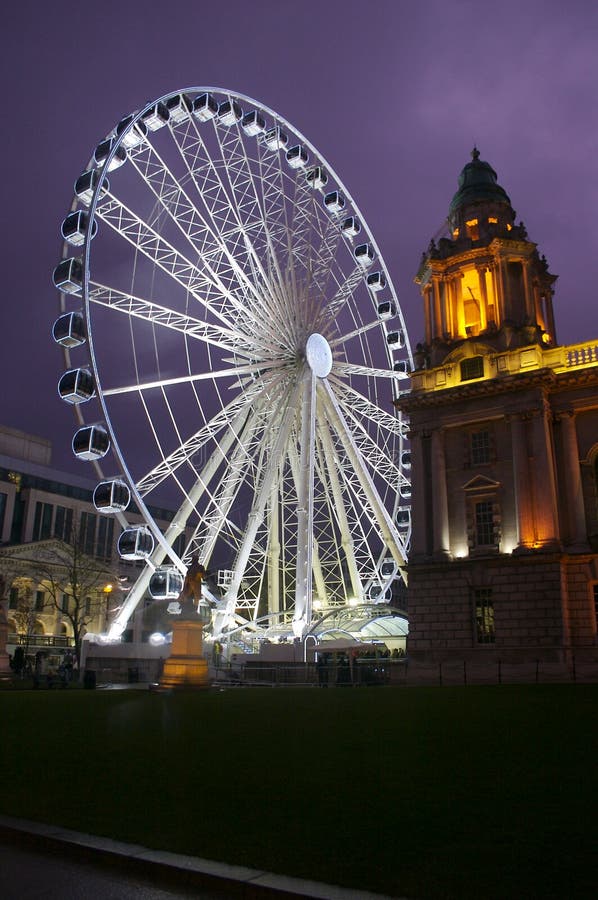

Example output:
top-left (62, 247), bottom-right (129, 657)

top-left (408, 428), bottom-right (428, 558)
top-left (560, 411), bottom-right (588, 549)
top-left (432, 277), bottom-right (443, 340)
top-left (522, 260), bottom-right (536, 321)
top-left (431, 428), bottom-right (450, 558)
top-left (509, 413), bottom-right (534, 550)
top-left (529, 402), bottom-right (560, 547)
top-left (423, 287), bottom-right (432, 345)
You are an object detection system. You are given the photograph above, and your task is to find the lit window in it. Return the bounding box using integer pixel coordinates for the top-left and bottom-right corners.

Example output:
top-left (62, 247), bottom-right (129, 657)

top-left (460, 356), bottom-right (484, 381)
top-left (452, 227), bottom-right (460, 237)
top-left (465, 218), bottom-right (479, 240)
top-left (474, 588), bottom-right (495, 643)
top-left (487, 216), bottom-right (498, 224)
top-left (506, 223), bottom-right (512, 231)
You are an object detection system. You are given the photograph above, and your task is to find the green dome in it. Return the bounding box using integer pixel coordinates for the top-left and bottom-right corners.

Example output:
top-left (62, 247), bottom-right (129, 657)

top-left (449, 147), bottom-right (511, 218)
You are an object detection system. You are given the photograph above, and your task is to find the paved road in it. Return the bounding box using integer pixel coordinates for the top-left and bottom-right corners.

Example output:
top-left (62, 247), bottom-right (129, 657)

top-left (0, 840), bottom-right (227, 900)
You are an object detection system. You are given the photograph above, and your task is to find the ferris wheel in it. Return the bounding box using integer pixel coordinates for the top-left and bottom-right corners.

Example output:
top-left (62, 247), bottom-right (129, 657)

top-left (52, 88), bottom-right (412, 641)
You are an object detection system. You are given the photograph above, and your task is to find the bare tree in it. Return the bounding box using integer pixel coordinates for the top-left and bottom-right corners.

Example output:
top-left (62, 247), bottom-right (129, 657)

top-left (32, 521), bottom-right (118, 664)
top-left (9, 576), bottom-right (42, 662)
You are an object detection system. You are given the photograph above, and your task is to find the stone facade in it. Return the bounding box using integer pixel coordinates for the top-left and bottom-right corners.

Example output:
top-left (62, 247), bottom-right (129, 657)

top-left (398, 150), bottom-right (598, 667)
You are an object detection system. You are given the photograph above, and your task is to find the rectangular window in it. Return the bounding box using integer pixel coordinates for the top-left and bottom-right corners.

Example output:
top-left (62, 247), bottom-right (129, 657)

top-left (35, 590), bottom-right (45, 611)
top-left (460, 356), bottom-right (484, 381)
top-left (9, 587), bottom-right (19, 609)
top-left (61, 593), bottom-right (69, 613)
top-left (96, 517), bottom-right (114, 560)
top-left (471, 430), bottom-right (490, 466)
top-left (81, 512), bottom-right (97, 556)
top-left (33, 502), bottom-right (54, 540)
top-left (475, 500), bottom-right (495, 546)
top-left (54, 505), bottom-right (73, 541)
top-left (474, 589), bottom-right (495, 644)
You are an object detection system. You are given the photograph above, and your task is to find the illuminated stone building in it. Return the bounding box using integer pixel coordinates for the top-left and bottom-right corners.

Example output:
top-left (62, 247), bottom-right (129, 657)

top-left (0, 425), bottom-right (186, 666)
top-left (398, 150), bottom-right (598, 667)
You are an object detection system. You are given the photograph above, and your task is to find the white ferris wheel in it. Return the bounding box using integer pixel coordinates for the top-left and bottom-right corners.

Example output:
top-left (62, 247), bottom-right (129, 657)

top-left (52, 88), bottom-right (412, 643)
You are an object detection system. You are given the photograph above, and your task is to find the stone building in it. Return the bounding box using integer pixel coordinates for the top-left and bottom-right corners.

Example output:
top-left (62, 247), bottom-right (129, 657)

top-left (0, 425), bottom-right (186, 667)
top-left (397, 149), bottom-right (598, 669)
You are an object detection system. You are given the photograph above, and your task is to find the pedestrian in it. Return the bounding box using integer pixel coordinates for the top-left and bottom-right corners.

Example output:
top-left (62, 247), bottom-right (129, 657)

top-left (316, 652), bottom-right (328, 687)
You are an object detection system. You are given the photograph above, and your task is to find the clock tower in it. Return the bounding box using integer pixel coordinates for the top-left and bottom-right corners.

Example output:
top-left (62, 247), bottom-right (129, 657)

top-left (397, 150), bottom-right (598, 675)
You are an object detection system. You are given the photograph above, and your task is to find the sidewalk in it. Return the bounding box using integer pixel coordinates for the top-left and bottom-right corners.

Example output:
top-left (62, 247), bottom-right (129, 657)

top-left (0, 813), bottom-right (404, 900)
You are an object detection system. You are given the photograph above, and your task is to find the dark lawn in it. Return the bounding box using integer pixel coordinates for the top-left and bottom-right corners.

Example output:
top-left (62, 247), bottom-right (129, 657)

top-left (1, 684), bottom-right (596, 899)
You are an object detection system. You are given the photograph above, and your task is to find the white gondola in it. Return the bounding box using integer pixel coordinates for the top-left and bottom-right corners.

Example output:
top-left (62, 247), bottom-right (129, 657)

top-left (61, 210), bottom-right (97, 248)
top-left (142, 101), bottom-right (170, 131)
top-left (324, 190), bottom-right (345, 213)
top-left (72, 425), bottom-right (110, 461)
top-left (241, 109), bottom-right (266, 136)
top-left (341, 215), bottom-right (360, 237)
top-left (393, 360), bottom-right (411, 378)
top-left (264, 126), bottom-right (288, 150)
top-left (286, 144), bottom-right (309, 169)
top-left (396, 507), bottom-right (411, 528)
top-left (218, 99), bottom-right (243, 126)
top-left (377, 300), bottom-right (396, 320)
top-left (380, 558), bottom-right (396, 578)
top-left (367, 272), bottom-right (387, 293)
top-left (305, 166), bottom-right (328, 190)
top-left (74, 170), bottom-right (109, 206)
top-left (94, 138), bottom-right (127, 172)
top-left (192, 93), bottom-right (218, 122)
top-left (53, 257), bottom-right (83, 295)
top-left (401, 450), bottom-right (411, 469)
top-left (115, 114), bottom-right (148, 149)
top-left (93, 479), bottom-right (130, 513)
top-left (148, 566), bottom-right (184, 600)
top-left (166, 93), bottom-right (193, 124)
top-left (355, 243), bottom-right (374, 267)
top-left (387, 330), bottom-right (406, 349)
top-left (400, 482), bottom-right (412, 499)
top-left (118, 526), bottom-right (154, 561)
top-left (52, 312), bottom-right (86, 348)
top-left (58, 368), bottom-right (95, 405)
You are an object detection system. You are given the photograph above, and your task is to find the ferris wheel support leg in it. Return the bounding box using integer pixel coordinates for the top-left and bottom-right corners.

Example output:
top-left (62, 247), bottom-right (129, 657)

top-left (293, 370), bottom-right (316, 638)
top-left (319, 379), bottom-right (407, 580)
top-left (218, 378), bottom-right (304, 635)
top-left (317, 409), bottom-right (364, 602)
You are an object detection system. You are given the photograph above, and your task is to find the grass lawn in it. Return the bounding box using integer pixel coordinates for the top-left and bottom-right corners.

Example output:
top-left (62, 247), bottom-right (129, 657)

top-left (1, 683), bottom-right (596, 899)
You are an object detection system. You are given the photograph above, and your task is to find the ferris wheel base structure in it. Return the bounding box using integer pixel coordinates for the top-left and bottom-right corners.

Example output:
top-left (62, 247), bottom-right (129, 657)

top-left (52, 87), bottom-right (413, 647)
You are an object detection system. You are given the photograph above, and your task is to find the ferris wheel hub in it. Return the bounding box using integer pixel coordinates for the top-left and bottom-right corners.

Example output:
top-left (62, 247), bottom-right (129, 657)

top-left (305, 333), bottom-right (332, 378)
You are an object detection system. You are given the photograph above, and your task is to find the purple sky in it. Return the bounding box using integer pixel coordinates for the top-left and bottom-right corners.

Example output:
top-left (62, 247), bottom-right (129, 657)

top-left (3, 0), bottom-right (597, 474)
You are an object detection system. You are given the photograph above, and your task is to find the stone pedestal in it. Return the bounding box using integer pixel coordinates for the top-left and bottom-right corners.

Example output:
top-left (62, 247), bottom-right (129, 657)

top-left (159, 619), bottom-right (209, 689)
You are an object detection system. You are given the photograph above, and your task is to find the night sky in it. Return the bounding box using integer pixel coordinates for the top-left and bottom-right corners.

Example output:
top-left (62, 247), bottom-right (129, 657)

top-left (3, 0), bottom-right (597, 475)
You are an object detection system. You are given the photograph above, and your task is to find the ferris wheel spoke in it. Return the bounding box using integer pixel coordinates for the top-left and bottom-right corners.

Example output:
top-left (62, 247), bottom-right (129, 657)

top-left (127, 138), bottom-right (270, 313)
top-left (94, 192), bottom-right (285, 350)
top-left (189, 397), bottom-right (278, 565)
top-left (167, 115), bottom-right (293, 338)
top-left (318, 264), bottom-right (366, 323)
top-left (136, 372), bottom-right (289, 496)
top-left (327, 377), bottom-right (407, 437)
top-left (329, 317), bottom-right (384, 348)
top-left (101, 358), bottom-right (288, 397)
top-left (88, 282), bottom-right (263, 356)
top-left (333, 360), bottom-right (398, 380)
